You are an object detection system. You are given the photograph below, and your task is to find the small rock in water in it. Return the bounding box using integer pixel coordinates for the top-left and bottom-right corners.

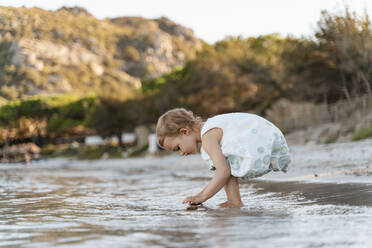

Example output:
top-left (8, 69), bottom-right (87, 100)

top-left (186, 205), bottom-right (199, 211)
top-left (190, 202), bottom-right (202, 206)
top-left (186, 203), bottom-right (203, 211)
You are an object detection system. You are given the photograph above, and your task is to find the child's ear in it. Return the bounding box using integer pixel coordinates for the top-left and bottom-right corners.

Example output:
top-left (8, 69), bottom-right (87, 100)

top-left (179, 127), bottom-right (190, 135)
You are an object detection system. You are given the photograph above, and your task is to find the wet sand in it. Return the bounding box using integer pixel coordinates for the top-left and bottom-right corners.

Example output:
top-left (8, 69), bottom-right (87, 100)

top-left (260, 139), bottom-right (372, 183)
top-left (249, 180), bottom-right (372, 206)
top-left (251, 139), bottom-right (372, 208)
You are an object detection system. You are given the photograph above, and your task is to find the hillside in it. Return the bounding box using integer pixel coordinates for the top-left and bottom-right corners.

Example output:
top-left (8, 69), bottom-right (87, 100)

top-left (0, 6), bottom-right (203, 101)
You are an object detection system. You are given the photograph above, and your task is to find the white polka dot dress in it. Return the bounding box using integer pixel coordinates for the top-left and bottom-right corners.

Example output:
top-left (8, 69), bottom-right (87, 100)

top-left (200, 113), bottom-right (291, 179)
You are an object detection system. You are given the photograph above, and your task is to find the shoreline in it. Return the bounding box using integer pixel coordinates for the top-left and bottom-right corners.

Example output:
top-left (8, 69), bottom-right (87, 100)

top-left (258, 139), bottom-right (372, 184)
top-left (1, 139), bottom-right (372, 185)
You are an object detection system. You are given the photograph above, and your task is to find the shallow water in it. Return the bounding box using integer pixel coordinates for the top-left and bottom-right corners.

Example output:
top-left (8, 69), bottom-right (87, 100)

top-left (1, 156), bottom-right (372, 248)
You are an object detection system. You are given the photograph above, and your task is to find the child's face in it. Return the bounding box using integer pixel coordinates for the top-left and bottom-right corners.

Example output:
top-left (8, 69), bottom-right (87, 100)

top-left (163, 128), bottom-right (198, 156)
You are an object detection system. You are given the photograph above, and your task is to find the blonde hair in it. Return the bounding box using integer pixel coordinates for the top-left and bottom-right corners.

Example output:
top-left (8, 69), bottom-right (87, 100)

top-left (156, 108), bottom-right (203, 148)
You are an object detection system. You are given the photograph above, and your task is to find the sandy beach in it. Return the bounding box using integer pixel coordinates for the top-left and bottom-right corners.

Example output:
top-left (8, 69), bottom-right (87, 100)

top-left (260, 139), bottom-right (372, 184)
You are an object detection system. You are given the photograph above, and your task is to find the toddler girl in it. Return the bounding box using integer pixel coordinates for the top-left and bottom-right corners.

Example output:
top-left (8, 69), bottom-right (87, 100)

top-left (156, 108), bottom-right (291, 208)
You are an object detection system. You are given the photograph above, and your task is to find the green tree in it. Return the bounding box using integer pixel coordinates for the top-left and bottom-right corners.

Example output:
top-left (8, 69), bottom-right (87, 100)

top-left (86, 97), bottom-right (143, 147)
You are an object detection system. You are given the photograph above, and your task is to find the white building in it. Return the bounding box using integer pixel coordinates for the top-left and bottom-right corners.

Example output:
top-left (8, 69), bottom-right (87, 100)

top-left (148, 133), bottom-right (159, 154)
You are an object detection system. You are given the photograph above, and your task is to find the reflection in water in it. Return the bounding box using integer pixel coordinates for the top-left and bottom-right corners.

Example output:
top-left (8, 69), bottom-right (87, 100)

top-left (0, 157), bottom-right (372, 247)
top-left (249, 180), bottom-right (372, 206)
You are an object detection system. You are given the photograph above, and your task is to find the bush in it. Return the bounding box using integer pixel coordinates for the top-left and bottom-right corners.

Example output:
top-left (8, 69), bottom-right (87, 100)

top-left (351, 125), bottom-right (372, 141)
top-left (122, 46), bottom-right (140, 61)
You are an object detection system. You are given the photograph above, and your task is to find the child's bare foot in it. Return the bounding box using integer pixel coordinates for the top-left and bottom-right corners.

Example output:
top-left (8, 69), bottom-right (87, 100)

top-left (218, 201), bottom-right (244, 208)
top-left (219, 201), bottom-right (230, 208)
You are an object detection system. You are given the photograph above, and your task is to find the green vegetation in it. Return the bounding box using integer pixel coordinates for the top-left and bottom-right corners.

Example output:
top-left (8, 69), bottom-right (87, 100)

top-left (0, 94), bottom-right (95, 145)
top-left (325, 135), bottom-right (338, 144)
top-left (128, 144), bottom-right (149, 157)
top-left (0, 93), bottom-right (151, 148)
top-left (351, 126), bottom-right (372, 141)
top-left (86, 97), bottom-right (136, 146)
top-left (142, 8), bottom-right (372, 118)
top-left (0, 6), bottom-right (200, 100)
top-left (142, 35), bottom-right (298, 117)
top-left (1, 6), bottom-right (372, 151)
top-left (41, 143), bottom-right (129, 160)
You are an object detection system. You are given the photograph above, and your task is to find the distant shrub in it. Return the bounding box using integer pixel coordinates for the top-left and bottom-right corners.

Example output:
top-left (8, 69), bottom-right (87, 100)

top-left (0, 94), bottom-right (96, 134)
top-left (351, 125), bottom-right (372, 141)
top-left (122, 46), bottom-right (140, 62)
top-left (325, 135), bottom-right (338, 144)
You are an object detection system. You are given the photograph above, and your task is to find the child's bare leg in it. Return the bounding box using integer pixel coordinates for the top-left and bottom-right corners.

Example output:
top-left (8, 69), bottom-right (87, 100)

top-left (219, 176), bottom-right (243, 208)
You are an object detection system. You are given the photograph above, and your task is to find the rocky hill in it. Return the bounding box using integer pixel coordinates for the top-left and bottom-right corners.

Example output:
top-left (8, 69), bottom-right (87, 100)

top-left (0, 6), bottom-right (203, 101)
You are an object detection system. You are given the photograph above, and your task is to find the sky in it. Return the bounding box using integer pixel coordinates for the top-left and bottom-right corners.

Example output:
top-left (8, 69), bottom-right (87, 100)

top-left (1, 0), bottom-right (371, 44)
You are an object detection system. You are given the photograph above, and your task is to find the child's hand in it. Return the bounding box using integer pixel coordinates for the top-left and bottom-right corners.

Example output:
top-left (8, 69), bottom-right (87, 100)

top-left (182, 195), bottom-right (204, 205)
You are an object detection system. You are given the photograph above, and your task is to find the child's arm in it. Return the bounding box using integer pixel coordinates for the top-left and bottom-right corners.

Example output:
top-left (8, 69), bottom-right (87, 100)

top-left (182, 128), bottom-right (231, 205)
